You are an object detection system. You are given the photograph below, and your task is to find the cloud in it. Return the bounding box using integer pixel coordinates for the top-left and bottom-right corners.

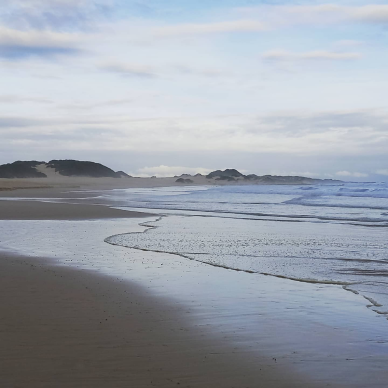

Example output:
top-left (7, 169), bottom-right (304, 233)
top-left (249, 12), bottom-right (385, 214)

top-left (333, 40), bottom-right (364, 48)
top-left (152, 20), bottom-right (266, 38)
top-left (259, 110), bottom-right (388, 135)
top-left (376, 169), bottom-right (388, 176)
top-left (336, 171), bottom-right (369, 178)
top-left (0, 0), bottom-right (114, 30)
top-left (351, 5), bottom-right (388, 24)
top-left (1, 109), bottom-right (387, 157)
top-left (0, 110), bottom-right (387, 180)
top-left (99, 61), bottom-right (226, 79)
top-left (0, 27), bottom-right (81, 59)
top-left (0, 95), bottom-right (53, 104)
top-left (133, 165), bottom-right (213, 177)
top-left (59, 98), bottom-right (135, 111)
top-left (100, 62), bottom-right (157, 78)
top-left (173, 64), bottom-right (224, 77)
top-left (262, 50), bottom-right (362, 62)
top-left (0, 117), bottom-right (49, 128)
top-left (237, 4), bottom-right (388, 27)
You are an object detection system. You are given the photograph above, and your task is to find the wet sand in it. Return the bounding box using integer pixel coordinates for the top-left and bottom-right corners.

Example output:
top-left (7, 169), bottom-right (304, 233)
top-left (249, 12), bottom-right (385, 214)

top-left (0, 193), bottom-right (322, 387)
top-left (0, 200), bottom-right (150, 220)
top-left (0, 252), bottom-right (319, 388)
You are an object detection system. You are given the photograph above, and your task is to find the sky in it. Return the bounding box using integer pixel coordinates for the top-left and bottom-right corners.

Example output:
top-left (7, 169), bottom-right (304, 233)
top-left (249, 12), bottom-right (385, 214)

top-left (0, 0), bottom-right (387, 180)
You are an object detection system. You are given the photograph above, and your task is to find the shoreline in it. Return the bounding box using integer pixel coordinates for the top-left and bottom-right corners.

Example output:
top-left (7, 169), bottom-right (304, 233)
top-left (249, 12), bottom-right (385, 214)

top-left (0, 185), bottom-right (387, 387)
top-left (0, 251), bottom-right (319, 388)
top-left (0, 194), bottom-right (314, 387)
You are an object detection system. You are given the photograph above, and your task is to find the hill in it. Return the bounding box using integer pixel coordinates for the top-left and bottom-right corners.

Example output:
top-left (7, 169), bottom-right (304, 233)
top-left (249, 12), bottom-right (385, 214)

top-left (206, 169), bottom-right (244, 179)
top-left (47, 160), bottom-right (120, 178)
top-left (0, 160), bottom-right (129, 179)
top-left (206, 169), bottom-right (341, 184)
top-left (0, 161), bottom-right (47, 178)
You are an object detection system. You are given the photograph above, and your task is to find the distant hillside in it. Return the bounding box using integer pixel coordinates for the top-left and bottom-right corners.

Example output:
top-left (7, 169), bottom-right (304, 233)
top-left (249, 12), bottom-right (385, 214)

top-left (0, 161), bottom-right (47, 178)
top-left (206, 169), bottom-right (341, 184)
top-left (47, 160), bottom-right (120, 178)
top-left (0, 159), bottom-right (130, 179)
top-left (206, 169), bottom-right (244, 179)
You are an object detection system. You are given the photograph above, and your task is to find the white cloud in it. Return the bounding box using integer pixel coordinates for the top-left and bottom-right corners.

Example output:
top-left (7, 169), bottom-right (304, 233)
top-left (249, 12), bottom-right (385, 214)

top-left (99, 61), bottom-right (227, 79)
top-left (237, 4), bottom-right (388, 26)
top-left (174, 64), bottom-right (225, 77)
top-left (262, 50), bottom-right (361, 61)
top-left (0, 27), bottom-right (78, 47)
top-left (0, 0), bottom-right (114, 30)
top-left (1, 109), bottom-right (387, 157)
top-left (333, 40), bottom-right (364, 48)
top-left (0, 110), bottom-right (387, 177)
top-left (0, 27), bottom-right (82, 59)
top-left (152, 20), bottom-right (266, 38)
top-left (0, 94), bottom-right (52, 104)
top-left (100, 62), bottom-right (157, 78)
top-left (9, 0), bottom-right (91, 6)
top-left (335, 171), bottom-right (368, 178)
top-left (133, 165), bottom-right (213, 177)
top-left (376, 169), bottom-right (388, 176)
top-left (351, 5), bottom-right (388, 23)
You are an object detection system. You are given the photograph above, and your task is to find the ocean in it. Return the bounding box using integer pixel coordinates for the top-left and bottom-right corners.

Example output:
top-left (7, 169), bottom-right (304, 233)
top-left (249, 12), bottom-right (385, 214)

top-left (101, 182), bottom-right (388, 318)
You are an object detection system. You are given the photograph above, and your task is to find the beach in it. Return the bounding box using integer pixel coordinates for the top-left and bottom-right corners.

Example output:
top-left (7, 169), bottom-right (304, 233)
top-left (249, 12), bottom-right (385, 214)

top-left (0, 196), bottom-right (316, 388)
top-left (1, 251), bottom-right (326, 388)
top-left (0, 182), bottom-right (303, 388)
top-left (1, 179), bottom-right (388, 387)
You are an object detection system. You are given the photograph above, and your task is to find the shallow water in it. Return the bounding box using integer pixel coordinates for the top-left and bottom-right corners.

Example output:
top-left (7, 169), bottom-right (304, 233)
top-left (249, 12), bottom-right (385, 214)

top-left (97, 183), bottom-right (388, 317)
top-left (0, 217), bottom-right (387, 386)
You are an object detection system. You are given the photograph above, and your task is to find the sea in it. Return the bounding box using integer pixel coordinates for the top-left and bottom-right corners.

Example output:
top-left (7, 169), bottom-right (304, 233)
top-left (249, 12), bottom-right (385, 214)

top-left (100, 181), bottom-right (388, 318)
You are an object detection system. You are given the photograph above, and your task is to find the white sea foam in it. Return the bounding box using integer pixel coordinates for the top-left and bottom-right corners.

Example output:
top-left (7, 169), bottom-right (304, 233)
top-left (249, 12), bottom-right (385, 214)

top-left (102, 182), bottom-right (388, 318)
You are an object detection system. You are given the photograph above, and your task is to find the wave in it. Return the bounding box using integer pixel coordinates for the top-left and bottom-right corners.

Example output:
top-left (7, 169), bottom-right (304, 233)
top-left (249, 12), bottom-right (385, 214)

top-left (339, 188), bottom-right (370, 193)
top-left (284, 197), bottom-right (388, 211)
top-left (118, 204), bottom-right (388, 227)
top-left (101, 183), bottom-right (388, 321)
top-left (104, 218), bottom-right (388, 319)
top-left (104, 234), bottom-right (353, 287)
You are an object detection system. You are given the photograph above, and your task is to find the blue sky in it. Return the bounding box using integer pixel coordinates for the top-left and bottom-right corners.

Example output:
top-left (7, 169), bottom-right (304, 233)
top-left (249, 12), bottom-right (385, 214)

top-left (1, 0), bottom-right (388, 179)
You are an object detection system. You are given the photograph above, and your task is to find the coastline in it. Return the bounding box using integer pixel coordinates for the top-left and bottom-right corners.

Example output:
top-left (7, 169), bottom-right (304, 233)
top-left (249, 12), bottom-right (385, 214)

top-left (0, 183), bottom-right (387, 387)
top-left (0, 191), bottom-right (316, 387)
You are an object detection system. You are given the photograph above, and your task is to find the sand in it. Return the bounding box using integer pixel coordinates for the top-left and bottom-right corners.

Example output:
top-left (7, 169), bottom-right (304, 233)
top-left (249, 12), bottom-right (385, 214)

top-left (0, 200), bottom-right (150, 220)
top-left (0, 184), bottom-right (321, 388)
top-left (0, 178), bottom-right (330, 387)
top-left (0, 174), bottom-right (211, 193)
top-left (0, 251), bottom-right (321, 388)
